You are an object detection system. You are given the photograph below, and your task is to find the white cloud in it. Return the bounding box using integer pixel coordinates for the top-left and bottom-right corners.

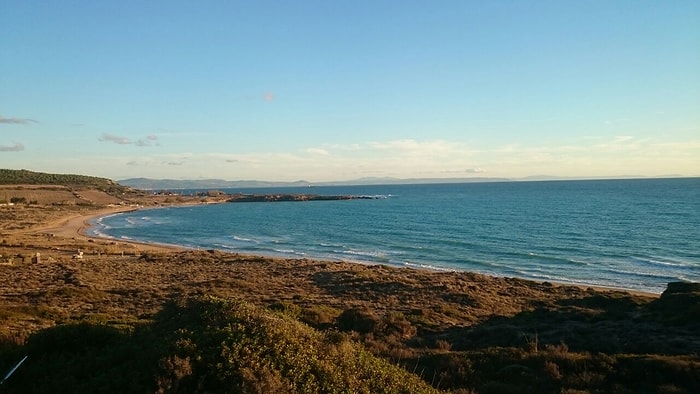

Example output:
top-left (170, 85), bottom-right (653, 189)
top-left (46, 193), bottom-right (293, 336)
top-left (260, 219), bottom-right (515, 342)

top-left (306, 148), bottom-right (329, 156)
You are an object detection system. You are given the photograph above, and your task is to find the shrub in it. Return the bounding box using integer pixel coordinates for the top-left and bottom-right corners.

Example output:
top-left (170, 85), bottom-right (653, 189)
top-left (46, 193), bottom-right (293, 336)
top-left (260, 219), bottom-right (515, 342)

top-left (299, 305), bottom-right (340, 328)
top-left (338, 307), bottom-right (380, 334)
top-left (3, 297), bottom-right (441, 393)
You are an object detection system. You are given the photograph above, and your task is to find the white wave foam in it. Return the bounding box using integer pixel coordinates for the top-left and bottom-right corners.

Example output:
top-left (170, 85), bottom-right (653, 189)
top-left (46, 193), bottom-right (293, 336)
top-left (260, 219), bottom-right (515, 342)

top-left (337, 249), bottom-right (387, 258)
top-left (320, 242), bottom-right (343, 248)
top-left (270, 249), bottom-right (307, 258)
top-left (632, 256), bottom-right (691, 268)
top-left (401, 261), bottom-right (455, 272)
top-left (232, 235), bottom-right (255, 242)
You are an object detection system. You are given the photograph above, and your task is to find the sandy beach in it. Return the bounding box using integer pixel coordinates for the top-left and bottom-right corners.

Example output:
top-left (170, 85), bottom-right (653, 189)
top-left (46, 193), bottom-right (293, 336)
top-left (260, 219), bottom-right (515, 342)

top-left (67, 206), bottom-right (188, 253)
top-left (3, 201), bottom-right (220, 257)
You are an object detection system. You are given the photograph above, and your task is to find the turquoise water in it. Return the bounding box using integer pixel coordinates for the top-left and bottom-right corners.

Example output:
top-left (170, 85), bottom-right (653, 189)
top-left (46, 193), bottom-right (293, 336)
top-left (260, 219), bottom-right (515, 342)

top-left (91, 178), bottom-right (700, 293)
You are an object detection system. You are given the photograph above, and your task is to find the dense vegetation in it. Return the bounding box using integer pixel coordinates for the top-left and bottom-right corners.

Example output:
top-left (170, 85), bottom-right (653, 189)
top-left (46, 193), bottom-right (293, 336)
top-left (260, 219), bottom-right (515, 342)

top-left (0, 169), bottom-right (130, 194)
top-left (0, 297), bottom-right (439, 393)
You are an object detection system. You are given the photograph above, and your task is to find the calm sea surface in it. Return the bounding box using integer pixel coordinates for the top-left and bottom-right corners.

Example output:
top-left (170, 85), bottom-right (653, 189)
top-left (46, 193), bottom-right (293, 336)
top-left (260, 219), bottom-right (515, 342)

top-left (91, 178), bottom-right (700, 294)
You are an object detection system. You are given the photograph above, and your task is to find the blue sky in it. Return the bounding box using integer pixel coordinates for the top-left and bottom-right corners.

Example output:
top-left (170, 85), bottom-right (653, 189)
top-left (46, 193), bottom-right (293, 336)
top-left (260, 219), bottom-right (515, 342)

top-left (2, 1), bottom-right (699, 181)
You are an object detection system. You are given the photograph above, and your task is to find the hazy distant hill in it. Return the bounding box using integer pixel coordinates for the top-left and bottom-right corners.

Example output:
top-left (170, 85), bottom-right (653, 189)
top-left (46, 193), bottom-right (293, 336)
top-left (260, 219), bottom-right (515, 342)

top-left (117, 177), bottom-right (313, 190)
top-left (325, 176), bottom-right (510, 185)
top-left (118, 176), bottom-right (510, 189)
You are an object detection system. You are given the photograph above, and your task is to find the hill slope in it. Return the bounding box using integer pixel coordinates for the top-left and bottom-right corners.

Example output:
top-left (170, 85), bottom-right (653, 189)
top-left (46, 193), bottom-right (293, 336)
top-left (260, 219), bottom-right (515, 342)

top-left (0, 169), bottom-right (130, 194)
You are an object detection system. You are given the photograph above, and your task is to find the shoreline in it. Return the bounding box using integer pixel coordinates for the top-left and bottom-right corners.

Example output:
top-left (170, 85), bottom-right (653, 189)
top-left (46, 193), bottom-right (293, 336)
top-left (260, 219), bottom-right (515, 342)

top-left (78, 206), bottom-right (190, 253)
top-left (68, 205), bottom-right (661, 298)
top-left (33, 205), bottom-right (188, 253)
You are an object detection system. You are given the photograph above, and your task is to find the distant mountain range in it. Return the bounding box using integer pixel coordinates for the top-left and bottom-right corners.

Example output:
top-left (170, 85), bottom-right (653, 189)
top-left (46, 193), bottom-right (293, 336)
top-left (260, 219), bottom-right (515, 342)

top-left (117, 176), bottom-right (511, 190)
top-left (117, 174), bottom-right (690, 190)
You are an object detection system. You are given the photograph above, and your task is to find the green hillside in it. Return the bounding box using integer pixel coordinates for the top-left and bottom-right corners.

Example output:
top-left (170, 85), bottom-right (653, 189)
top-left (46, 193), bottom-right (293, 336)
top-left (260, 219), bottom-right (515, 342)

top-left (0, 169), bottom-right (129, 194)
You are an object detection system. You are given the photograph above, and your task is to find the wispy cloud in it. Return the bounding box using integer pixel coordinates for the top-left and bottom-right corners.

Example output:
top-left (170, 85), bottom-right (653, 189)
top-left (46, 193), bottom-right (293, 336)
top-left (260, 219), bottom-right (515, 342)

top-left (594, 135), bottom-right (650, 152)
top-left (368, 139), bottom-right (474, 156)
top-left (306, 147), bottom-right (329, 156)
top-left (81, 135), bottom-right (699, 182)
top-left (135, 134), bottom-right (159, 147)
top-left (100, 133), bottom-right (159, 146)
top-left (0, 116), bottom-right (37, 124)
top-left (161, 155), bottom-right (189, 166)
top-left (99, 133), bottom-right (132, 145)
top-left (440, 168), bottom-right (486, 175)
top-left (0, 142), bottom-right (25, 152)
top-left (263, 92), bottom-right (275, 102)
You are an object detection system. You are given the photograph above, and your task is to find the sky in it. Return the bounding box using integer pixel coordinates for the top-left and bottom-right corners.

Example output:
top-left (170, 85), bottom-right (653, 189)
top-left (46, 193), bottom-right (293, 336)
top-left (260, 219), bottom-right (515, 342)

top-left (1, 1), bottom-right (699, 182)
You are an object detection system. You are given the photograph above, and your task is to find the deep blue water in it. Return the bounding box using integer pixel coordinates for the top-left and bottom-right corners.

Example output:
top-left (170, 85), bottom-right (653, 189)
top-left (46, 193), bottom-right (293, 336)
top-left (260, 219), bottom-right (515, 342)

top-left (90, 178), bottom-right (700, 293)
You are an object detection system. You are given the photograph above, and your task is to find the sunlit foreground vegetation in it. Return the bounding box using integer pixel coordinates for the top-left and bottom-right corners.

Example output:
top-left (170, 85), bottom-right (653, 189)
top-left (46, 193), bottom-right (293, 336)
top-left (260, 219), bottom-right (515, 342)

top-left (1, 297), bottom-right (438, 393)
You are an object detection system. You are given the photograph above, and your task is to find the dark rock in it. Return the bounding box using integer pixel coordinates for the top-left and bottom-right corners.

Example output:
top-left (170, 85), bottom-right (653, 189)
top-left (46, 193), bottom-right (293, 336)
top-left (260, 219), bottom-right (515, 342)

top-left (650, 282), bottom-right (700, 326)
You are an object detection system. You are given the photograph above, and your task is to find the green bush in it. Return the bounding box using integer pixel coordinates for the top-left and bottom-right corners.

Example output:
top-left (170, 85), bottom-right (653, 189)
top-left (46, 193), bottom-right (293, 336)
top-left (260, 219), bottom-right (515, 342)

top-left (0, 296), bottom-right (441, 394)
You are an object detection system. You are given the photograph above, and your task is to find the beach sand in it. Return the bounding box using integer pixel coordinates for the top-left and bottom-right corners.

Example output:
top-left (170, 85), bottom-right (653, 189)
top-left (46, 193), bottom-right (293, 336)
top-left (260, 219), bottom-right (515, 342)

top-left (56, 206), bottom-right (187, 253)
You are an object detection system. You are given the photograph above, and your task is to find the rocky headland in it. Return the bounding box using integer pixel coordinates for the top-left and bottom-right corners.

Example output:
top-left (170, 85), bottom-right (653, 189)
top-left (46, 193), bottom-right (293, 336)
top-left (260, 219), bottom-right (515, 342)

top-left (227, 193), bottom-right (385, 203)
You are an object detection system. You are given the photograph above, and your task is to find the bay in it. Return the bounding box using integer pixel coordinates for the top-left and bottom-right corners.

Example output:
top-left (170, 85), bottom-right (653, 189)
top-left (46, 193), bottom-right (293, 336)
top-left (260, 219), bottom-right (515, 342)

top-left (90, 178), bottom-right (700, 294)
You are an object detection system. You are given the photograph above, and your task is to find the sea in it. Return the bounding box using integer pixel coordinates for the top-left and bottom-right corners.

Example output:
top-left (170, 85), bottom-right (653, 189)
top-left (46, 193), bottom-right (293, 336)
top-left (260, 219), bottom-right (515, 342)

top-left (89, 178), bottom-right (700, 294)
